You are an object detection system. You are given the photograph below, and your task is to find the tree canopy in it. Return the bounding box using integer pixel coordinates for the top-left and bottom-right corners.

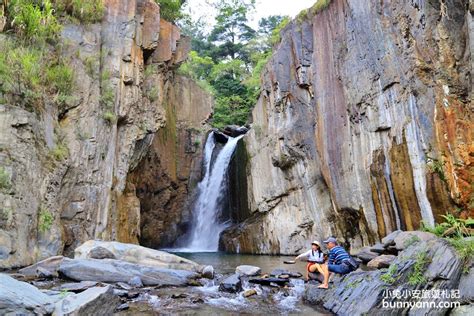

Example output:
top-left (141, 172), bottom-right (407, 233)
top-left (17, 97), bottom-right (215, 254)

top-left (178, 0), bottom-right (289, 128)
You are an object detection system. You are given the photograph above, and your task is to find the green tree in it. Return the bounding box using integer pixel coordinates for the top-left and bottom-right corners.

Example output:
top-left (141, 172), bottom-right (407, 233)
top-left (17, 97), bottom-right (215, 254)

top-left (156, 0), bottom-right (187, 22)
top-left (209, 0), bottom-right (256, 61)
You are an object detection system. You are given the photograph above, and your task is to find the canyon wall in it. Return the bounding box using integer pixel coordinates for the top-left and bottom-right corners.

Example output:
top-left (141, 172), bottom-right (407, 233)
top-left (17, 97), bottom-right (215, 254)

top-left (221, 0), bottom-right (473, 254)
top-left (0, 0), bottom-right (211, 268)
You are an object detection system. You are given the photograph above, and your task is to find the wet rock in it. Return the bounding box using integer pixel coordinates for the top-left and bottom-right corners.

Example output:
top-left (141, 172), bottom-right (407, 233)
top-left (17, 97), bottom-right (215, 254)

top-left (236, 265), bottom-right (261, 276)
top-left (171, 293), bottom-right (188, 299)
top-left (270, 269), bottom-right (302, 278)
top-left (59, 258), bottom-right (199, 286)
top-left (308, 272), bottom-right (324, 283)
top-left (52, 281), bottom-right (98, 293)
top-left (249, 277), bottom-right (289, 286)
top-left (88, 246), bottom-right (116, 260)
top-left (201, 265), bottom-right (214, 279)
top-left (222, 125), bottom-right (249, 137)
top-left (0, 273), bottom-right (55, 315)
top-left (75, 240), bottom-right (202, 272)
top-left (353, 247), bottom-right (379, 263)
top-left (19, 256), bottom-right (71, 278)
top-left (213, 130), bottom-right (229, 144)
top-left (393, 231), bottom-right (436, 250)
top-left (219, 274), bottom-right (242, 293)
top-left (116, 303), bottom-right (129, 311)
top-left (192, 297), bottom-right (204, 304)
top-left (127, 291), bottom-right (140, 299)
top-left (243, 289), bottom-right (257, 297)
top-left (381, 230), bottom-right (402, 247)
top-left (279, 274), bottom-right (290, 279)
top-left (54, 285), bottom-right (119, 315)
top-left (367, 255), bottom-right (396, 269)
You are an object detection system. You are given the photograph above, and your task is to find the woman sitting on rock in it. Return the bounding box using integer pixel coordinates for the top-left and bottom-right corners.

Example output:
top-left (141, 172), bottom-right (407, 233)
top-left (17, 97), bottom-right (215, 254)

top-left (294, 240), bottom-right (325, 281)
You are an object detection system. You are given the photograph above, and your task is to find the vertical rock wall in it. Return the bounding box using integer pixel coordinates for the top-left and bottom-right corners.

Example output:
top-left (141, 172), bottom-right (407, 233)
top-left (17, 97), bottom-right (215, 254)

top-left (221, 0), bottom-right (473, 254)
top-left (0, 0), bottom-right (211, 268)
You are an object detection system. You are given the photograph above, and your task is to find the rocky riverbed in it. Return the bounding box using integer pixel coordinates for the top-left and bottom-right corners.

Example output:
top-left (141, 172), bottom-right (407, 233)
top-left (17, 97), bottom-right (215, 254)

top-left (1, 232), bottom-right (472, 315)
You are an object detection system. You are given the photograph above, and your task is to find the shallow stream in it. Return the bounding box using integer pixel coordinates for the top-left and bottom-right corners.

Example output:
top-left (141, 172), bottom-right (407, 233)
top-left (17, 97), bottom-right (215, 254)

top-left (117, 252), bottom-right (331, 315)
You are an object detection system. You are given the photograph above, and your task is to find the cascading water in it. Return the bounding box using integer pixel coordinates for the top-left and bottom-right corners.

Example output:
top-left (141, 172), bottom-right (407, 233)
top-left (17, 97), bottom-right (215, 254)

top-left (179, 131), bottom-right (244, 251)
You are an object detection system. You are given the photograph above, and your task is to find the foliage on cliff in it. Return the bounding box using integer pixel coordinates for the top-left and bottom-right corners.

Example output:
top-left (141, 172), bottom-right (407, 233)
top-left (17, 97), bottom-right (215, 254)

top-left (0, 0), bottom-right (104, 110)
top-left (178, 0), bottom-right (288, 128)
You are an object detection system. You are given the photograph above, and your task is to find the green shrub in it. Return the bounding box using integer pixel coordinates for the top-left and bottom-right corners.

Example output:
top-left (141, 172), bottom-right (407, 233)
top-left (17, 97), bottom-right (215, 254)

top-left (55, 0), bottom-right (105, 23)
top-left (100, 83), bottom-right (115, 108)
top-left (426, 156), bottom-right (446, 181)
top-left (38, 207), bottom-right (54, 233)
top-left (7, 0), bottom-right (61, 43)
top-left (46, 62), bottom-right (74, 95)
top-left (403, 235), bottom-right (421, 248)
top-left (380, 264), bottom-right (398, 284)
top-left (421, 221), bottom-right (447, 237)
top-left (102, 111), bottom-right (116, 124)
top-left (50, 143), bottom-right (69, 160)
top-left (84, 55), bottom-right (99, 78)
top-left (448, 238), bottom-right (474, 272)
top-left (155, 0), bottom-right (186, 22)
top-left (147, 86), bottom-right (159, 102)
top-left (408, 251), bottom-right (429, 285)
top-left (0, 167), bottom-right (11, 190)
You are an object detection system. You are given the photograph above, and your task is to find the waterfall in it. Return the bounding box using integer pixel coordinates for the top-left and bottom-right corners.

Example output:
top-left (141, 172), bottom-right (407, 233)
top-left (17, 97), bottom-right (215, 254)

top-left (180, 131), bottom-right (244, 252)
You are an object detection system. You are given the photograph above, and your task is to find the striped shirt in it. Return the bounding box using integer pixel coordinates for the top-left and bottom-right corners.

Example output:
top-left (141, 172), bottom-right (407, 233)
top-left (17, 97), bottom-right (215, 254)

top-left (328, 246), bottom-right (350, 265)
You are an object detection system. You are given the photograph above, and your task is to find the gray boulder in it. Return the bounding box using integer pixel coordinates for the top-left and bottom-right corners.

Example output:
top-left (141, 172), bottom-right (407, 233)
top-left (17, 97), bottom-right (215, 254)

top-left (270, 269), bottom-right (302, 278)
top-left (0, 273), bottom-right (55, 315)
top-left (367, 255), bottom-right (396, 269)
top-left (381, 230), bottom-right (402, 247)
top-left (88, 246), bottom-right (116, 259)
top-left (353, 246), bottom-right (379, 263)
top-left (18, 256), bottom-right (71, 278)
top-left (369, 243), bottom-right (386, 254)
top-left (236, 265), bottom-right (261, 276)
top-left (201, 265), bottom-right (214, 279)
top-left (393, 231), bottom-right (436, 250)
top-left (54, 285), bottom-right (119, 315)
top-left (74, 240), bottom-right (202, 272)
top-left (451, 304), bottom-right (474, 316)
top-left (219, 274), bottom-right (242, 293)
top-left (59, 258), bottom-right (199, 286)
top-left (458, 266), bottom-right (474, 303)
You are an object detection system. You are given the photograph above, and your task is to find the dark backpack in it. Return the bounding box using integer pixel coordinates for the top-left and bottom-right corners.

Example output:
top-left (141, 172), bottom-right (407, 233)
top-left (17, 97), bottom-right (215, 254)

top-left (343, 256), bottom-right (360, 271)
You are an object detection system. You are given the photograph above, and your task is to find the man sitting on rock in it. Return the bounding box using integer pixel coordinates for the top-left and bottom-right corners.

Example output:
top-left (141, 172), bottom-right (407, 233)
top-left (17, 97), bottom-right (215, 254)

top-left (315, 237), bottom-right (357, 289)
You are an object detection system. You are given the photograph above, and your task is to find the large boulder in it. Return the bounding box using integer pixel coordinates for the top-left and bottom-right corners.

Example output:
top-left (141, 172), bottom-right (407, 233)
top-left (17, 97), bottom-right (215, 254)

top-left (18, 256), bottom-right (71, 278)
top-left (54, 285), bottom-right (119, 315)
top-left (235, 265), bottom-right (261, 276)
top-left (304, 237), bottom-right (466, 315)
top-left (59, 258), bottom-right (199, 286)
top-left (393, 231), bottom-right (436, 250)
top-left (381, 230), bottom-right (402, 247)
top-left (74, 240), bottom-right (202, 272)
top-left (367, 255), bottom-right (396, 269)
top-left (458, 266), bottom-right (474, 303)
top-left (0, 273), bottom-right (55, 315)
top-left (219, 274), bottom-right (242, 293)
top-left (353, 246), bottom-right (379, 263)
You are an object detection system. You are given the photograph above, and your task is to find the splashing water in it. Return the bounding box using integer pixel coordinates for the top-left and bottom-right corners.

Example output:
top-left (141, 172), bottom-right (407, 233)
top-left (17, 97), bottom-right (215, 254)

top-left (179, 132), bottom-right (244, 251)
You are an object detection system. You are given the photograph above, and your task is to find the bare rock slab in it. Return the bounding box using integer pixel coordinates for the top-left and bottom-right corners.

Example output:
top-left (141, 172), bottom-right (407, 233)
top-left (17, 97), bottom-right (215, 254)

top-left (0, 273), bottom-right (55, 315)
top-left (75, 240), bottom-right (202, 272)
top-left (59, 258), bottom-right (199, 286)
top-left (236, 265), bottom-right (261, 276)
top-left (54, 285), bottom-right (119, 315)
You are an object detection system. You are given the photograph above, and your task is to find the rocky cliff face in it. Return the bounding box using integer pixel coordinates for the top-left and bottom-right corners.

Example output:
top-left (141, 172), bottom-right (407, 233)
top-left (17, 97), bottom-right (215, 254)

top-left (221, 0), bottom-right (473, 254)
top-left (0, 0), bottom-right (211, 268)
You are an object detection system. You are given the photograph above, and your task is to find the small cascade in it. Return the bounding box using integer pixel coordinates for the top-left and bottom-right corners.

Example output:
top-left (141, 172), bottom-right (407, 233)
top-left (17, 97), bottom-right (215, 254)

top-left (179, 131), bottom-right (244, 251)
